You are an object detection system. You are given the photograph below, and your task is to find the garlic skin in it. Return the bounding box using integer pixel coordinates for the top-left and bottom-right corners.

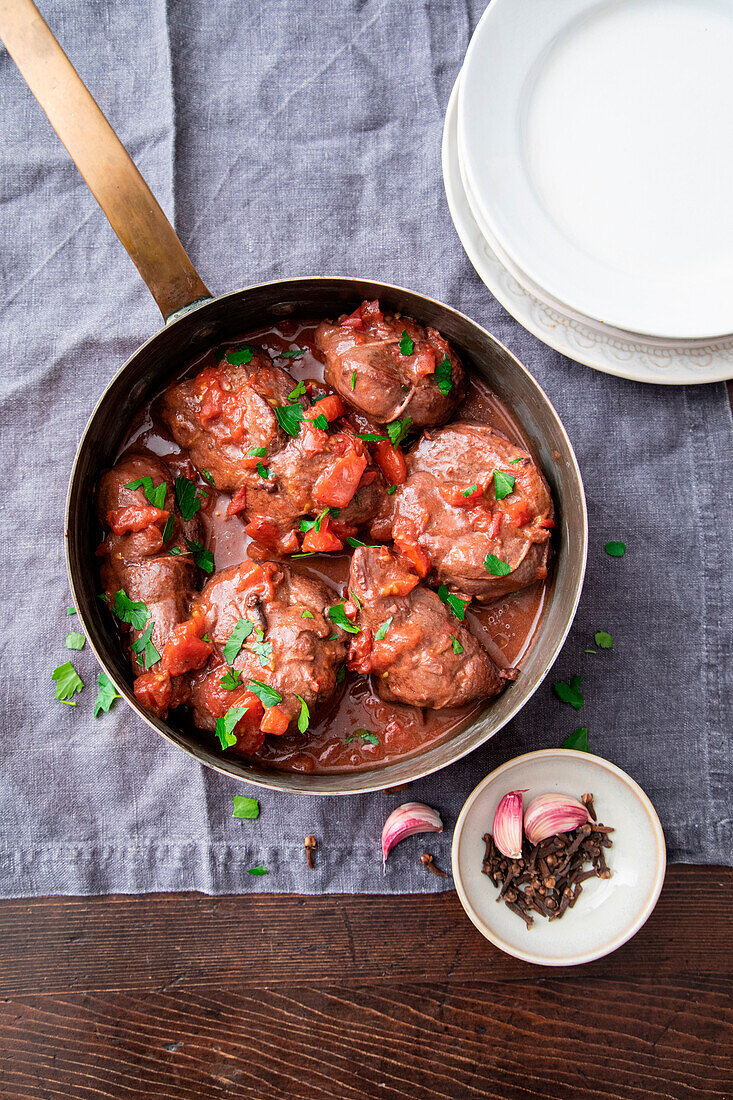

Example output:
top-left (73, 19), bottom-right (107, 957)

top-left (523, 793), bottom-right (589, 846)
top-left (492, 790), bottom-right (527, 859)
top-left (381, 802), bottom-right (443, 866)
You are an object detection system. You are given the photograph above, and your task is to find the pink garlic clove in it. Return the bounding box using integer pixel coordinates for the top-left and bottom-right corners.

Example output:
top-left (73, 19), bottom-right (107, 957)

top-left (381, 802), bottom-right (443, 866)
top-left (523, 792), bottom-right (589, 846)
top-left (492, 790), bottom-right (527, 859)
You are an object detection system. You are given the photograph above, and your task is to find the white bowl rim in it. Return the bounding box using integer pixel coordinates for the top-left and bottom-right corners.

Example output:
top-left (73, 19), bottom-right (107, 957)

top-left (451, 748), bottom-right (667, 966)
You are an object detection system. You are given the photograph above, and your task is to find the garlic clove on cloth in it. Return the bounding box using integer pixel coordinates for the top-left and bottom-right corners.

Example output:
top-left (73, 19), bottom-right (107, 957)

top-left (523, 792), bottom-right (589, 846)
top-left (492, 790), bottom-right (527, 859)
top-left (381, 802), bottom-right (443, 867)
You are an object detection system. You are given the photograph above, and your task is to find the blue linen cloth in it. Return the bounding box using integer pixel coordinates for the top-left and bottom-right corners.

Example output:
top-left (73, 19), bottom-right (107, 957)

top-left (0, 0), bottom-right (730, 896)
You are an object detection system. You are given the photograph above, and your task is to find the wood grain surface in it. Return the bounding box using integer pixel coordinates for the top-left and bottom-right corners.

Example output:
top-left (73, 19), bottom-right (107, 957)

top-left (0, 865), bottom-right (731, 1098)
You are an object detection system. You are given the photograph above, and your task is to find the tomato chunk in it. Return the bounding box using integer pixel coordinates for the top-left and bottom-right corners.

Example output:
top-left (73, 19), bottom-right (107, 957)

top-left (301, 518), bottom-right (344, 553)
top-left (380, 573), bottom-right (419, 598)
top-left (347, 629), bottom-right (373, 674)
top-left (226, 486), bottom-right (248, 517)
top-left (161, 620), bottom-right (213, 677)
top-left (373, 440), bottom-right (406, 485)
top-left (107, 506), bottom-right (170, 535)
top-left (438, 483), bottom-right (485, 508)
top-left (312, 453), bottom-right (367, 508)
top-left (194, 367), bottom-right (227, 421)
top-left (134, 670), bottom-right (172, 718)
top-left (308, 394), bottom-right (344, 422)
top-left (502, 499), bottom-right (532, 528)
top-left (488, 511), bottom-right (503, 540)
top-left (394, 537), bottom-right (431, 579)
top-left (261, 705), bottom-right (291, 735)
top-left (301, 423), bottom-right (329, 457)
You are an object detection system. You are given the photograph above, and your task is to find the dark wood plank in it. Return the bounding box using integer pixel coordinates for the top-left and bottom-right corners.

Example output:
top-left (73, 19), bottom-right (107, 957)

top-left (0, 866), bottom-right (730, 1099)
top-left (0, 866), bottom-right (729, 995)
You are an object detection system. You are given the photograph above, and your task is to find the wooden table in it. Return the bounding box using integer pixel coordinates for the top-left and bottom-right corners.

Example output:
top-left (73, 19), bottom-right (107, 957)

top-left (0, 868), bottom-right (731, 1098)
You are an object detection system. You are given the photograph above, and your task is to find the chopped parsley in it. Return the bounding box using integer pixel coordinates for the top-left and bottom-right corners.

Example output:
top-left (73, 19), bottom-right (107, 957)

top-left (161, 515), bottom-right (174, 543)
top-left (201, 469), bottom-right (215, 485)
top-left (461, 483), bottom-right (478, 497)
top-left (350, 590), bottom-right (361, 611)
top-left (52, 661), bottom-right (83, 704)
top-left (311, 413), bottom-right (329, 431)
top-left (223, 618), bottom-right (254, 664)
top-left (328, 602), bottom-right (360, 634)
top-left (399, 330), bottom-right (414, 355)
top-left (300, 508), bottom-right (331, 534)
top-left (280, 348), bottom-right (305, 359)
top-left (131, 621), bottom-right (161, 670)
top-left (345, 537), bottom-right (377, 549)
top-left (232, 796), bottom-right (260, 822)
top-left (226, 345), bottom-right (254, 366)
top-left (215, 706), bottom-right (246, 749)
top-left (248, 679), bottom-right (283, 708)
top-left (65, 632), bottom-right (85, 650)
top-left (553, 675), bottom-right (584, 710)
top-left (174, 475), bottom-right (201, 521)
top-left (125, 476), bottom-right (167, 509)
top-left (493, 470), bottom-right (516, 500)
top-left (508, 457), bottom-right (523, 465)
top-left (386, 485), bottom-right (397, 495)
top-left (232, 796), bottom-right (260, 819)
top-left (374, 617), bottom-right (393, 641)
top-left (336, 663), bottom-right (346, 684)
top-left (113, 590), bottom-right (149, 631)
top-left (287, 379), bottom-right (308, 400)
top-left (345, 729), bottom-right (379, 746)
top-left (434, 356), bottom-right (453, 395)
top-left (256, 461), bottom-right (270, 479)
top-left (66, 607), bottom-right (76, 615)
top-left (437, 584), bottom-right (469, 621)
top-left (386, 417), bottom-right (412, 448)
top-left (301, 609), bottom-right (314, 619)
top-left (93, 672), bottom-right (121, 717)
top-left (275, 403), bottom-right (304, 437)
top-left (185, 537), bottom-right (214, 573)
top-left (247, 865), bottom-right (268, 875)
top-left (221, 668), bottom-right (244, 690)
top-left (450, 634), bottom-right (463, 655)
top-left (249, 640), bottom-right (273, 668)
top-left (248, 447), bottom-right (267, 458)
top-left (295, 694), bottom-right (310, 734)
top-left (605, 541), bottom-right (626, 557)
top-left (594, 631), bottom-right (613, 650)
top-left (355, 432), bottom-right (386, 442)
top-left (561, 726), bottom-right (590, 752)
top-left (350, 371), bottom-right (356, 390)
top-left (484, 553), bottom-right (512, 576)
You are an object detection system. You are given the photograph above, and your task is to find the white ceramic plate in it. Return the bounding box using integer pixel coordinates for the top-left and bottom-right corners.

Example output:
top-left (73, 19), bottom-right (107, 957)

top-left (444, 74), bottom-right (733, 384)
top-left (451, 750), bottom-right (666, 966)
top-left (459, 0), bottom-right (733, 340)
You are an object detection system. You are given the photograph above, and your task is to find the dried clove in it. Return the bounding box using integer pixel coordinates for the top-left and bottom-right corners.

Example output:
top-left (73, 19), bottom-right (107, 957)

top-left (482, 792), bottom-right (614, 928)
top-left (420, 853), bottom-right (449, 878)
top-left (304, 835), bottom-right (316, 869)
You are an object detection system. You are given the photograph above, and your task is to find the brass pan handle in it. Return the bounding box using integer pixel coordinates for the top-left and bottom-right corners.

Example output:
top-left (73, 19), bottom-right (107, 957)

top-left (0, 0), bottom-right (211, 321)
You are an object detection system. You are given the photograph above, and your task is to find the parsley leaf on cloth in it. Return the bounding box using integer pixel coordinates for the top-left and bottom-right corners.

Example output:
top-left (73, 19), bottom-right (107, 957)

top-left (94, 672), bottom-right (121, 718)
top-left (553, 675), bottom-right (584, 710)
top-left (232, 795), bottom-right (260, 819)
top-left (605, 541), bottom-right (626, 557)
top-left (594, 631), bottom-right (613, 649)
top-left (65, 632), bottom-right (85, 650)
top-left (52, 661), bottom-right (83, 704)
top-left (561, 726), bottom-right (590, 752)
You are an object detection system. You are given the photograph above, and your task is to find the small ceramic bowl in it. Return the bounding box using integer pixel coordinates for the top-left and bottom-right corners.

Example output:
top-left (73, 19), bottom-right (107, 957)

top-left (451, 750), bottom-right (666, 966)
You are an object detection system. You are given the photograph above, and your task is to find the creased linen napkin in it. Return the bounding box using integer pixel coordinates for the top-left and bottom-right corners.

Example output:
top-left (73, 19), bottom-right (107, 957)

top-left (0, 0), bottom-right (730, 896)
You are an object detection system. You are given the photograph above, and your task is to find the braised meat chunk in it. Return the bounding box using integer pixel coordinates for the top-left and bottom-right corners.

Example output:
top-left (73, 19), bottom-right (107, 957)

top-left (185, 560), bottom-right (347, 752)
top-left (348, 546), bottom-right (506, 708)
top-left (371, 423), bottom-right (554, 601)
top-left (314, 299), bottom-right (465, 427)
top-left (96, 454), bottom-right (212, 717)
top-left (242, 395), bottom-right (385, 554)
top-left (159, 345), bottom-right (295, 490)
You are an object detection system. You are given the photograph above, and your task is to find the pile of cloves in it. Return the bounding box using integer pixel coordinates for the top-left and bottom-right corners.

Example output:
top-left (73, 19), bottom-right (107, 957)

top-left (482, 791), bottom-right (614, 928)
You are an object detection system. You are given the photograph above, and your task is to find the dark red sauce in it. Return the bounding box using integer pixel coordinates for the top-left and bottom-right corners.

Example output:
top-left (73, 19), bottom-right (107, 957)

top-left (118, 320), bottom-right (549, 774)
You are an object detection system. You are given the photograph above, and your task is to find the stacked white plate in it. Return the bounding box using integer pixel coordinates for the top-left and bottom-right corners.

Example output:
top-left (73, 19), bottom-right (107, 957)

top-left (445, 0), bottom-right (733, 384)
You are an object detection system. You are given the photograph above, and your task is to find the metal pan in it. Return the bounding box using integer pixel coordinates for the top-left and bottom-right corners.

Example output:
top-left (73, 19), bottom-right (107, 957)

top-left (0, 0), bottom-right (587, 795)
